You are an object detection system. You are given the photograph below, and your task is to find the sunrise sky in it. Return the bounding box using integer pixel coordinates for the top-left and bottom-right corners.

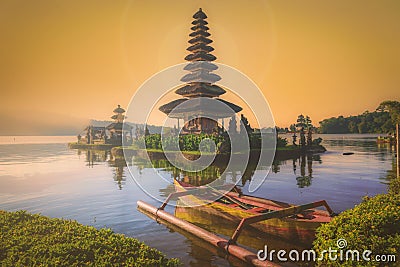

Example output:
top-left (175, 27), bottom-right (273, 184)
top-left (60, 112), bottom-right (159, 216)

top-left (0, 0), bottom-right (399, 135)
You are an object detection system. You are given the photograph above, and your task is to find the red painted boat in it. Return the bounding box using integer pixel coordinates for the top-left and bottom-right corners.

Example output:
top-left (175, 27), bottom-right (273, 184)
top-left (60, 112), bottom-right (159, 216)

top-left (174, 179), bottom-right (334, 245)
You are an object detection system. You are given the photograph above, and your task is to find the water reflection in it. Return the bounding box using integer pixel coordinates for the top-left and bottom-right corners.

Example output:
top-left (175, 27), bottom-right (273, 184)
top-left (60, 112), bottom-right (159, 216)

top-left (76, 149), bottom-right (127, 190)
top-left (108, 158), bottom-right (127, 190)
top-left (292, 155), bottom-right (320, 188)
top-left (130, 153), bottom-right (324, 191)
top-left (78, 149), bottom-right (109, 167)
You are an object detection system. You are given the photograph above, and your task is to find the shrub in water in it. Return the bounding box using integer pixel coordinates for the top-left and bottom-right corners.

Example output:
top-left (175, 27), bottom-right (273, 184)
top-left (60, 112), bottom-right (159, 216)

top-left (0, 210), bottom-right (179, 267)
top-left (313, 193), bottom-right (400, 266)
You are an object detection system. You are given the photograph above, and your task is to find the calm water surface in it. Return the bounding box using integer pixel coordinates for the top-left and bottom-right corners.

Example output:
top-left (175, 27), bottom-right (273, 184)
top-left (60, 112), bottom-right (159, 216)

top-left (0, 134), bottom-right (395, 266)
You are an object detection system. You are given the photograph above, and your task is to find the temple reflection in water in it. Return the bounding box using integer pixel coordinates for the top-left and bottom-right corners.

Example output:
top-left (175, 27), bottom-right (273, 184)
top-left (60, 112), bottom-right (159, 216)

top-left (75, 147), bottom-right (322, 191)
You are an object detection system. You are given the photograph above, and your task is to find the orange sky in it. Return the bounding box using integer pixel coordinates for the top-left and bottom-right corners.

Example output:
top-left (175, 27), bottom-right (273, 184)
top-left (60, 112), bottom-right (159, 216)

top-left (0, 0), bottom-right (399, 135)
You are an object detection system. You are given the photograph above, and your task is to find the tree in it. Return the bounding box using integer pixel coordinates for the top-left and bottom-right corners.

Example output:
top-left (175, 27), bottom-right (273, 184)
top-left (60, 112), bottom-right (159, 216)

top-left (305, 116), bottom-right (312, 130)
top-left (377, 100), bottom-right (400, 125)
top-left (240, 114), bottom-right (253, 134)
top-left (318, 111), bottom-right (393, 134)
top-left (296, 114), bottom-right (306, 129)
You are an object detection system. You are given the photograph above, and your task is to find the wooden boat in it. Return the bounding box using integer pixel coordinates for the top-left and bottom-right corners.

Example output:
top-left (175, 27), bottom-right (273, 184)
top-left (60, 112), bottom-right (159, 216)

top-left (174, 179), bottom-right (334, 245)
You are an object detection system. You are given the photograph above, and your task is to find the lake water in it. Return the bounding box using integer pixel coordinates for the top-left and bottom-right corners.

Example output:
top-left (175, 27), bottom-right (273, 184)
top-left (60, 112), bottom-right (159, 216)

top-left (0, 134), bottom-right (396, 266)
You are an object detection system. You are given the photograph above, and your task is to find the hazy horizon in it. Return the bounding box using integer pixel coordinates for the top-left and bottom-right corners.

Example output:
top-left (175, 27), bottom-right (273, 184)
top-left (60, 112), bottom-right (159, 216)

top-left (1, 1), bottom-right (399, 135)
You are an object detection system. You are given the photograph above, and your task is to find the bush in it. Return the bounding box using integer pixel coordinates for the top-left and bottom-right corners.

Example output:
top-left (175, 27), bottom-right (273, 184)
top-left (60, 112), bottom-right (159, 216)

top-left (313, 194), bottom-right (400, 266)
top-left (135, 134), bottom-right (225, 153)
top-left (389, 178), bottom-right (400, 195)
top-left (312, 137), bottom-right (323, 146)
top-left (0, 210), bottom-right (179, 267)
top-left (276, 136), bottom-right (288, 148)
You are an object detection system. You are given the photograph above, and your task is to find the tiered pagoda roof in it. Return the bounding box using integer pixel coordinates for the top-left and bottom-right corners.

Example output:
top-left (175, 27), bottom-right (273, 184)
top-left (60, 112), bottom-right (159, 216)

top-left (107, 105), bottom-right (131, 130)
top-left (159, 8), bottom-right (242, 119)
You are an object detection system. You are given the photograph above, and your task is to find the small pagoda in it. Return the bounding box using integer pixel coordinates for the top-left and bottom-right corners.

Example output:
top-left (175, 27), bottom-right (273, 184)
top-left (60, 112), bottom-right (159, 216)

top-left (159, 8), bottom-right (242, 135)
top-left (107, 105), bottom-right (133, 145)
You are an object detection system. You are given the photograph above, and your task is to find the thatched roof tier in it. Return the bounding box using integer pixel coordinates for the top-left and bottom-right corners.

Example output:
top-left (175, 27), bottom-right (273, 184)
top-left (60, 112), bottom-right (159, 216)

top-left (159, 99), bottom-right (188, 115)
top-left (189, 30), bottom-right (210, 37)
top-left (180, 71), bottom-right (221, 83)
top-left (183, 61), bottom-right (218, 72)
top-left (159, 98), bottom-right (242, 118)
top-left (184, 52), bottom-right (216, 62)
top-left (175, 83), bottom-right (226, 97)
top-left (187, 43), bottom-right (214, 53)
top-left (189, 36), bottom-right (212, 45)
top-left (217, 99), bottom-right (242, 113)
top-left (191, 24), bottom-right (209, 31)
top-left (111, 114), bottom-right (126, 120)
top-left (113, 105), bottom-right (125, 114)
top-left (191, 19), bottom-right (208, 26)
top-left (193, 8), bottom-right (207, 19)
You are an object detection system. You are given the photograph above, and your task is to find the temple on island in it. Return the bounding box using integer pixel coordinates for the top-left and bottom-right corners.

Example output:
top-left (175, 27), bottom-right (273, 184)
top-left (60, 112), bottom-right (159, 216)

top-left (77, 105), bottom-right (133, 146)
top-left (106, 105), bottom-right (133, 145)
top-left (159, 8), bottom-right (242, 135)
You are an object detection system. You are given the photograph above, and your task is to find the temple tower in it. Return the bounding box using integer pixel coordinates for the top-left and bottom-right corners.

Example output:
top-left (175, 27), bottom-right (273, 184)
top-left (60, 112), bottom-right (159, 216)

top-left (159, 8), bottom-right (242, 134)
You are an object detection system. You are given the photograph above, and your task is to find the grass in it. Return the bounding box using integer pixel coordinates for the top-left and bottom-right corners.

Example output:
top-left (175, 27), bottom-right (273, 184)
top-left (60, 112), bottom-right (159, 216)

top-left (0, 210), bottom-right (179, 267)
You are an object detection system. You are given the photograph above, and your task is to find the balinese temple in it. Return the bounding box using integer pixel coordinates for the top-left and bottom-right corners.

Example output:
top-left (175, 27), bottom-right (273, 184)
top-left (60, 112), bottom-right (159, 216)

top-left (106, 105), bottom-right (133, 145)
top-left (159, 8), bottom-right (242, 135)
top-left (78, 105), bottom-right (132, 146)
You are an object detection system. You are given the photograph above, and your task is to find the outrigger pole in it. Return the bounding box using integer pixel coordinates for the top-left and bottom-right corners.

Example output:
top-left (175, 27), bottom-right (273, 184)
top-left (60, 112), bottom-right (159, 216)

top-left (137, 200), bottom-right (280, 267)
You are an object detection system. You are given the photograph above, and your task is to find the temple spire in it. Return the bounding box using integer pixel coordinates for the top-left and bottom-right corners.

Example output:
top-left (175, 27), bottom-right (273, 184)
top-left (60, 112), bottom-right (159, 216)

top-left (158, 8), bottom-right (242, 135)
top-left (176, 8), bottom-right (224, 97)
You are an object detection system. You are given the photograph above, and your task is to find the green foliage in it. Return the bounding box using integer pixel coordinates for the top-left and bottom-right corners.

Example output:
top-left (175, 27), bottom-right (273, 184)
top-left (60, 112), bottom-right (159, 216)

top-left (276, 136), bottom-right (288, 147)
top-left (296, 114), bottom-right (306, 129)
top-left (387, 162), bottom-right (400, 195)
top-left (389, 178), bottom-right (400, 195)
top-left (313, 194), bottom-right (400, 266)
top-left (312, 137), bottom-right (323, 146)
top-left (0, 210), bottom-right (179, 267)
top-left (295, 114), bottom-right (314, 130)
top-left (377, 100), bottom-right (400, 125)
top-left (319, 111), bottom-right (394, 134)
top-left (240, 114), bottom-right (253, 134)
top-left (136, 134), bottom-right (226, 153)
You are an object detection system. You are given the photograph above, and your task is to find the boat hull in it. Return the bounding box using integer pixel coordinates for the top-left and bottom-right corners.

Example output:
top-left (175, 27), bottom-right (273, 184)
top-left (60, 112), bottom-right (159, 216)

top-left (174, 180), bottom-right (332, 245)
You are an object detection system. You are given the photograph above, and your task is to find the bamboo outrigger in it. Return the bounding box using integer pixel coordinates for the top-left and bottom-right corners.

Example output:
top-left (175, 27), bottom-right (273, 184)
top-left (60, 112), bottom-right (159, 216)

top-left (137, 180), bottom-right (335, 266)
